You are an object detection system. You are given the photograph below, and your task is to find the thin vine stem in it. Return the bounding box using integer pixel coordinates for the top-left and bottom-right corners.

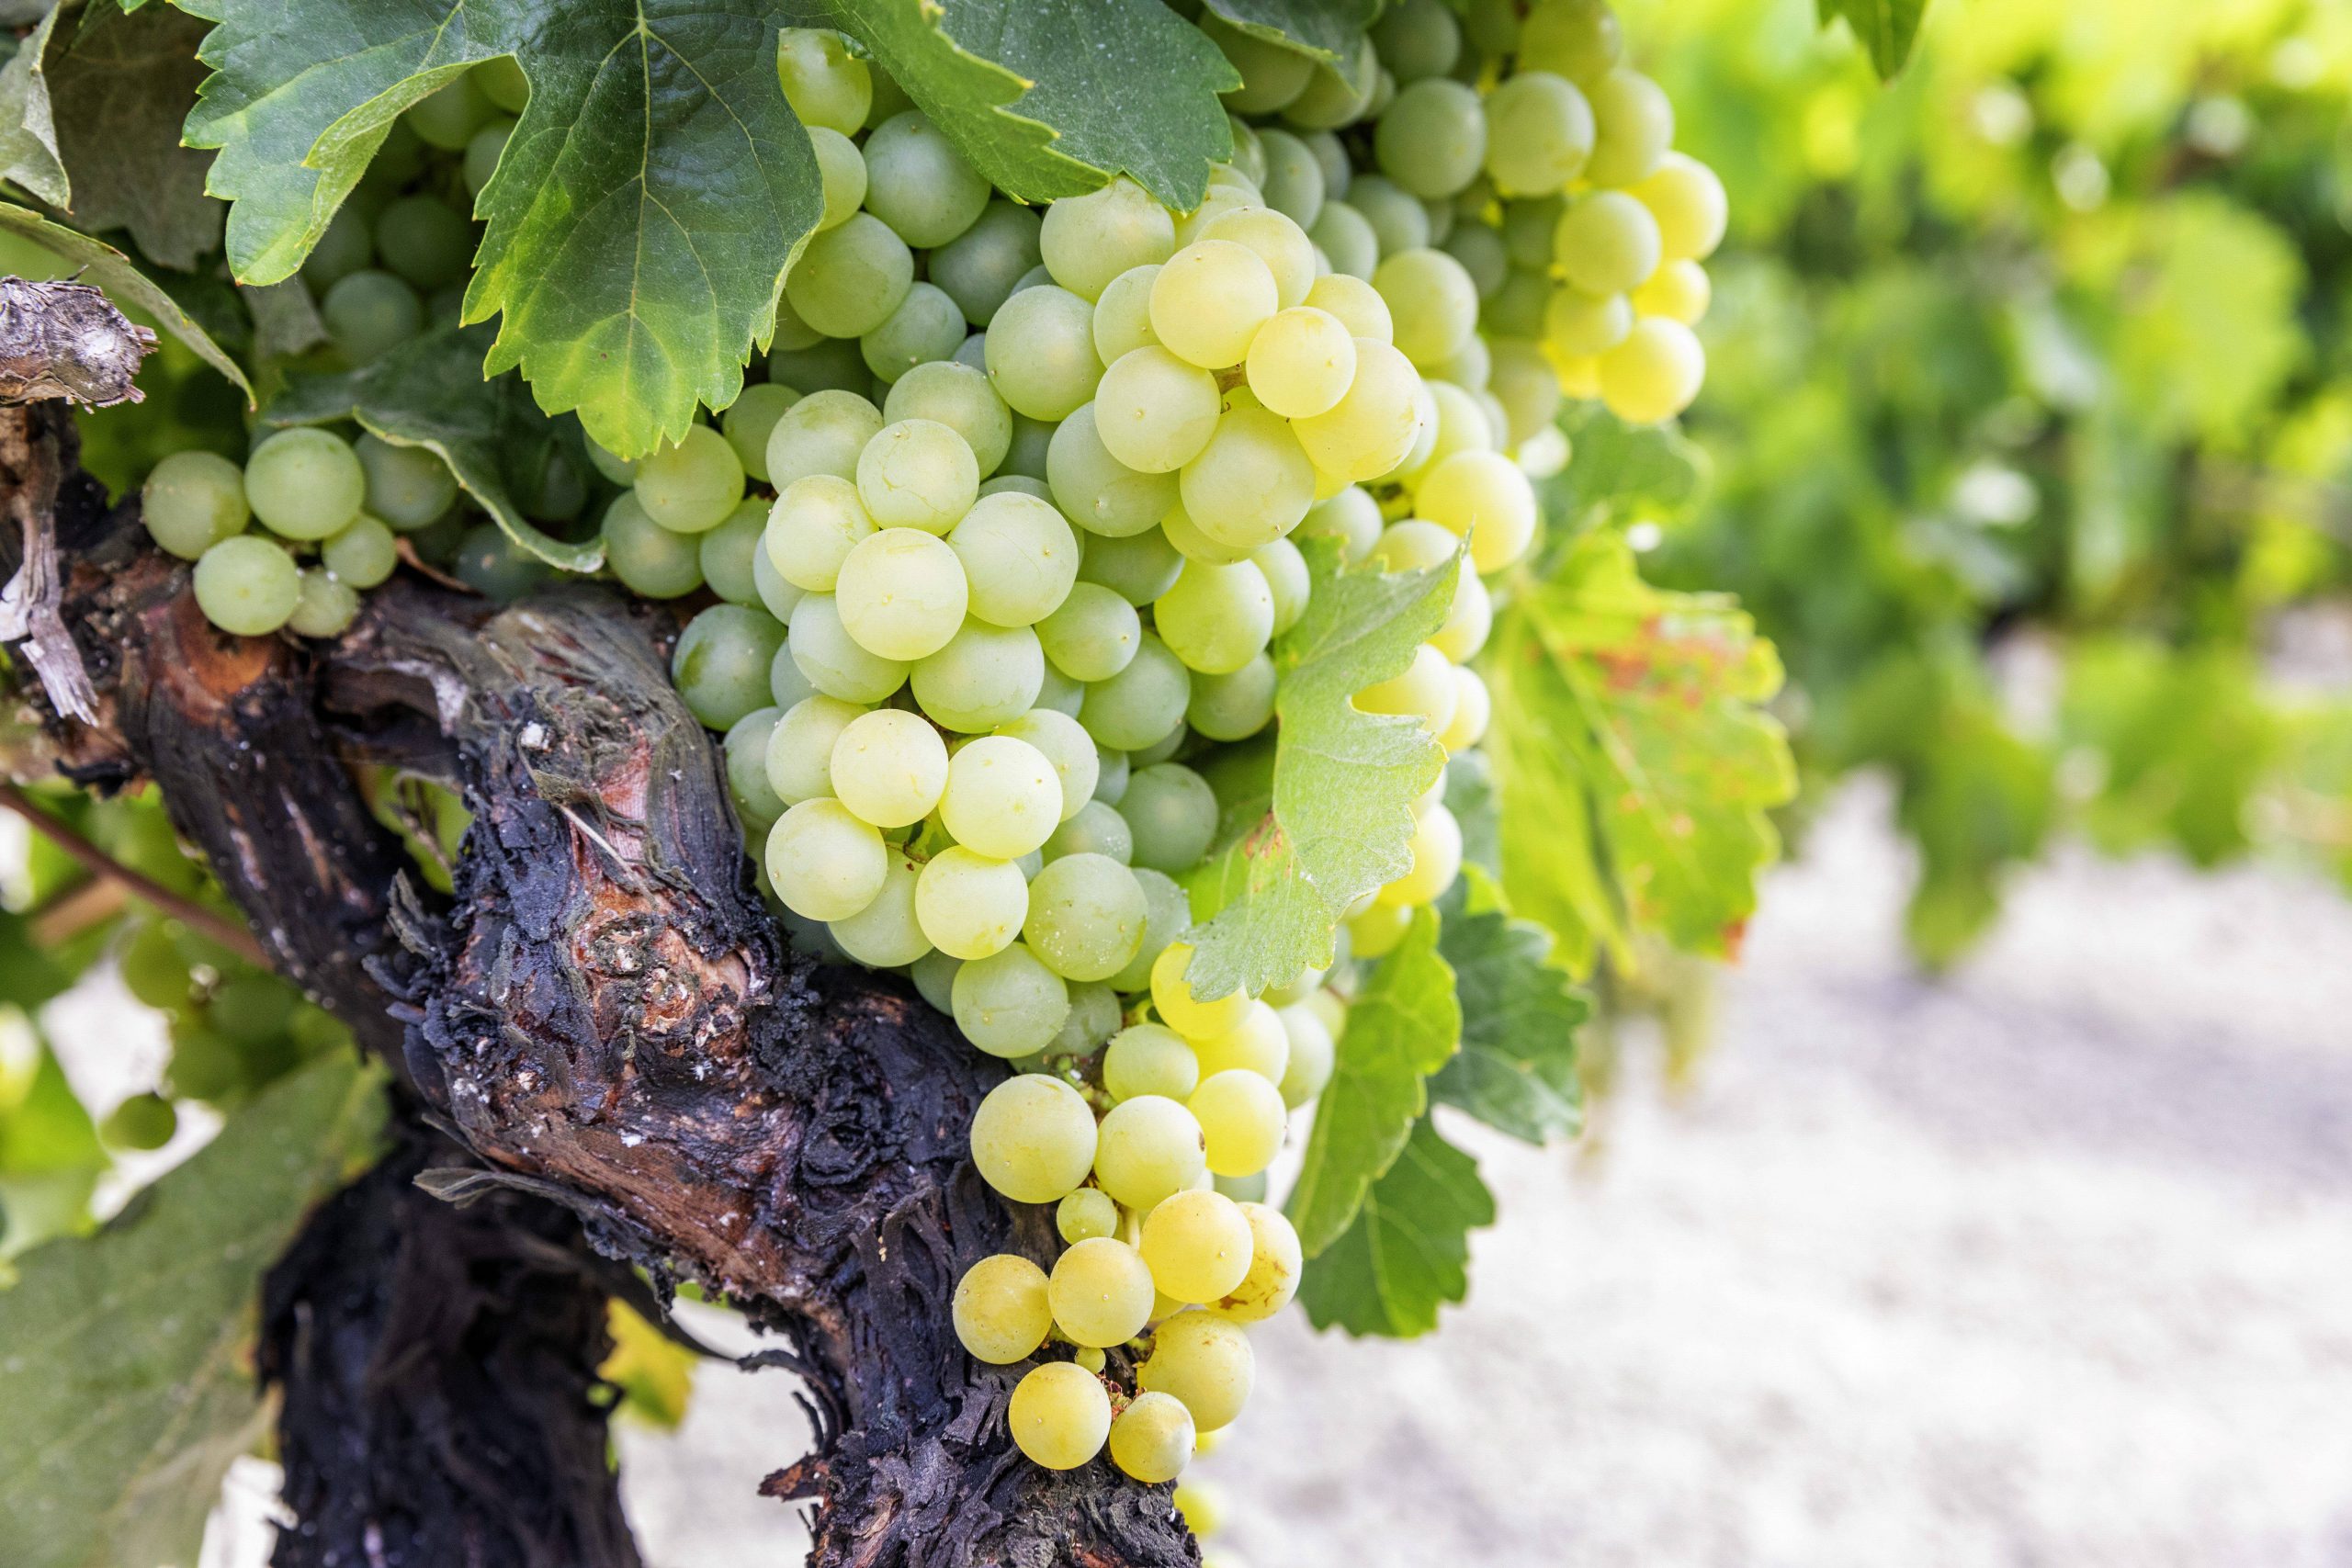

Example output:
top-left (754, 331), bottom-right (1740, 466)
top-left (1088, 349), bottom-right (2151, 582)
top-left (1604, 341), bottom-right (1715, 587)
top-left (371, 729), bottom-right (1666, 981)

top-left (0, 781), bottom-right (270, 966)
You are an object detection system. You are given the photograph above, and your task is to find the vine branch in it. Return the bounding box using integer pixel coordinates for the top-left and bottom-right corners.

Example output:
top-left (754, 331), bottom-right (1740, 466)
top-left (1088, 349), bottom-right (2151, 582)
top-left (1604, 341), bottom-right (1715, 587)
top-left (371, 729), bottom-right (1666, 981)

top-left (0, 780), bottom-right (268, 964)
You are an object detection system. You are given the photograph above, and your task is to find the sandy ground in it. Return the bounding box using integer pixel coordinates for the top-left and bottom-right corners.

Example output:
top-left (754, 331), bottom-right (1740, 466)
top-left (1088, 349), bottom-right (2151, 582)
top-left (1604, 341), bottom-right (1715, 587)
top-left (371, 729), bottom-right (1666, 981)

top-left (183, 780), bottom-right (2352, 1566)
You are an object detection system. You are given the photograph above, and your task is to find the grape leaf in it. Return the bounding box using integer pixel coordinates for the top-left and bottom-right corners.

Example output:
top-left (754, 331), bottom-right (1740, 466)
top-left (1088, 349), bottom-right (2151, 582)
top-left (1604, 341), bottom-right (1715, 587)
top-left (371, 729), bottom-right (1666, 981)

top-left (832, 0), bottom-right (1237, 209)
top-left (0, 1054), bottom-right (384, 1568)
top-left (262, 322), bottom-right (594, 571)
top-left (1543, 406), bottom-right (1709, 541)
top-left (1199, 0), bottom-right (1376, 66)
top-left (0, 1018), bottom-right (105, 1259)
top-left (1285, 905), bottom-right (1459, 1257)
top-left (1815, 0), bottom-right (1928, 79)
top-left (1182, 536), bottom-right (1458, 1001)
top-left (48, 0), bottom-right (225, 269)
top-left (0, 200), bottom-right (252, 401)
top-left (1429, 868), bottom-right (1586, 1146)
top-left (1487, 532), bottom-right (1795, 975)
top-left (1296, 1113), bottom-right (1494, 1338)
top-left (0, 3), bottom-right (72, 210)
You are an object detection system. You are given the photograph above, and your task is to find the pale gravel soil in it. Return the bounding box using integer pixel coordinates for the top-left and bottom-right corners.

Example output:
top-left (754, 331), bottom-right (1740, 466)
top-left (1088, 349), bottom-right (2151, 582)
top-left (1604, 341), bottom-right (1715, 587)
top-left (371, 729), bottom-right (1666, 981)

top-left (187, 779), bottom-right (2352, 1566)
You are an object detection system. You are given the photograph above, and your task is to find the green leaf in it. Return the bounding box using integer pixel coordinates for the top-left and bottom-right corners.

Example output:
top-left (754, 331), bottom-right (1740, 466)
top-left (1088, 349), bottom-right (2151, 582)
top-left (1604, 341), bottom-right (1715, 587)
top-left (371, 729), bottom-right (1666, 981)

top-left (1182, 536), bottom-right (1457, 1000)
top-left (0, 1054), bottom-right (384, 1568)
top-left (1198, 0), bottom-right (1376, 65)
top-left (1285, 905), bottom-right (1459, 1257)
top-left (0, 1014), bottom-right (106, 1259)
top-left (0, 200), bottom-right (253, 402)
top-left (1296, 1114), bottom-right (1493, 1338)
top-left (832, 0), bottom-right (1236, 209)
top-left (262, 322), bottom-right (594, 570)
top-left (1815, 0), bottom-right (1928, 79)
top-left (1543, 405), bottom-right (1709, 541)
top-left (49, 0), bottom-right (225, 269)
top-left (1430, 868), bottom-right (1587, 1145)
top-left (0, 3), bottom-right (74, 210)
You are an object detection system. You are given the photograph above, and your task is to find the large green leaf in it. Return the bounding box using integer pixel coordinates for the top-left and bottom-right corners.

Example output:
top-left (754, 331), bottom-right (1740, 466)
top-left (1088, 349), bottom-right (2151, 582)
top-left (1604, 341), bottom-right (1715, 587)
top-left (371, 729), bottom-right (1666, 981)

top-left (0, 1013), bottom-right (105, 1260)
top-left (1815, 0), bottom-right (1928, 78)
top-left (0, 1054), bottom-right (384, 1568)
top-left (1284, 906), bottom-right (1459, 1257)
top-left (0, 200), bottom-right (252, 401)
top-left (0, 3), bottom-right (73, 210)
top-left (1429, 868), bottom-right (1586, 1146)
top-left (1296, 1113), bottom-right (1493, 1337)
top-left (1197, 0), bottom-right (1375, 65)
top-left (1182, 536), bottom-right (1457, 1001)
top-left (262, 322), bottom-right (593, 570)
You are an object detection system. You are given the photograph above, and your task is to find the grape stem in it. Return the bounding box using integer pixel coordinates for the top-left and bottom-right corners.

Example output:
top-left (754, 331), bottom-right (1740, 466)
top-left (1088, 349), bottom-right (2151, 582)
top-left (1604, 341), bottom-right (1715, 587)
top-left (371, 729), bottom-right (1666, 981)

top-left (0, 780), bottom-right (269, 965)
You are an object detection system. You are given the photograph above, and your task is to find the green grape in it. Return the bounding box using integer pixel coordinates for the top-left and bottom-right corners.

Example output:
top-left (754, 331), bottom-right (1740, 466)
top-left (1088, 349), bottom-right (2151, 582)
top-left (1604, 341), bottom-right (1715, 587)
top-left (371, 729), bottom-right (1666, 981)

top-left (953, 1253), bottom-right (1052, 1364)
top-left (1154, 558), bottom-right (1274, 676)
top-left (1080, 632), bottom-right (1190, 750)
top-left (1485, 267), bottom-right (1550, 338)
top-left (953, 942), bottom-right (1072, 1057)
top-left (1109, 1391), bottom-right (1195, 1485)
top-left (1023, 852), bottom-right (1145, 981)
top-left (1430, 561), bottom-right (1493, 661)
top-left (1202, 11), bottom-right (1312, 114)
top-left (354, 434), bottom-right (456, 532)
top-left (940, 734), bottom-right (1062, 858)
top-left (287, 569), bottom-right (359, 637)
top-left (1293, 338), bottom-right (1423, 482)
top-left (1304, 129), bottom-right (1352, 201)
top-left (1189, 1069), bottom-right (1285, 1178)
top-left (1035, 582), bottom-right (1141, 682)
top-left (1281, 34), bottom-right (1379, 130)
top-left (1057, 1189), bottom-right (1118, 1245)
top-left (1520, 0), bottom-right (1621, 83)
top-left (301, 206), bottom-right (374, 291)
top-left (1438, 662), bottom-right (1492, 750)
top-left (1045, 798), bottom-right (1134, 863)
top-left (1047, 1235), bottom-right (1156, 1347)
top-left (1381, 798), bottom-right (1462, 907)
top-left (862, 109), bottom-right (990, 247)
top-left (910, 619), bottom-right (1045, 731)
top-left (1119, 762), bottom-right (1218, 874)
top-left (1149, 240), bottom-right (1280, 372)
top-left (754, 547), bottom-right (808, 626)
top-left (1187, 655), bottom-right (1276, 741)
top-left (787, 212), bottom-right (914, 338)
top-left (885, 361), bottom-right (1012, 478)
top-left (860, 281), bottom-right (966, 383)
top-left (1272, 1002), bottom-right (1337, 1108)
top-left (1148, 942), bottom-right (1246, 1040)
top-left (1632, 256), bottom-right (1713, 325)
top-left (855, 418), bottom-right (978, 536)
top-left (768, 333), bottom-right (872, 396)
top-left (1158, 513), bottom-right (1256, 573)
top-left (996, 708), bottom-right (1100, 819)
top-left (722, 385), bottom-right (799, 485)
top-left (1179, 403), bottom-right (1315, 553)
top-left (698, 500), bottom-right (770, 605)
top-left (1001, 413), bottom-right (1056, 480)
top-left (603, 491), bottom-right (705, 598)
top-left (469, 56), bottom-right (527, 115)
top-left (787, 593), bottom-right (910, 704)
top-left (724, 706), bottom-right (788, 827)
top-left (1598, 316), bottom-right (1705, 425)
top-left (1009, 1361), bottom-right (1112, 1471)
top-left (1256, 128), bottom-right (1326, 229)
top-left (1374, 78), bottom-right (1487, 199)
top-left (1211, 1201), bottom-right (1302, 1321)
top-left (1139, 1189), bottom-right (1252, 1303)
top-left (910, 950), bottom-right (962, 1012)
top-left (1348, 897), bottom-right (1412, 959)
top-left (1034, 657), bottom-right (1085, 717)
top-left (1191, 1000), bottom-right (1288, 1082)
top-left (1094, 347), bottom-right (1221, 475)
top-left (985, 285), bottom-right (1103, 422)
top-left (405, 73), bottom-right (493, 150)
top-left (1308, 199), bottom-right (1380, 280)
top-left (766, 694), bottom-right (863, 807)
top-left (1047, 980), bottom-right (1122, 1056)
top-left (1040, 177), bottom-right (1177, 302)
top-left (1405, 382), bottom-right (1494, 480)
top-left (766, 796), bottom-right (888, 920)
top-left (1444, 225), bottom-right (1511, 310)
top-left (834, 528), bottom-right (968, 661)
top-left (970, 1072), bottom-right (1098, 1202)
top-left (1045, 405), bottom-right (1177, 539)
top-left (1093, 1093), bottom-right (1207, 1211)
top-left (246, 428), bottom-right (368, 540)
top-left (673, 604), bottom-right (787, 730)
top-left (1585, 67), bottom-right (1675, 188)
top-left (1245, 537), bottom-right (1306, 637)
top-left (1344, 174), bottom-right (1431, 257)
top-left (141, 452), bottom-right (249, 559)
top-left (374, 196), bottom-right (469, 294)
top-left (1103, 1022), bottom-right (1198, 1102)
top-left (193, 536), bottom-right (300, 637)
top-left (1091, 264), bottom-right (1163, 364)
top-left (119, 921), bottom-right (194, 1011)
top-left (1106, 865), bottom-right (1186, 991)
top-left (1140, 1311), bottom-right (1254, 1435)
top-left (829, 707), bottom-right (948, 828)
top-left (1373, 247), bottom-right (1479, 367)
top-left (1554, 189), bottom-right (1662, 297)
top-left (914, 844), bottom-right (1029, 959)
top-left (775, 28), bottom-right (871, 133)
top-left (1425, 194), bottom-right (1459, 246)
top-left (320, 514), bottom-right (397, 590)
top-left (583, 434), bottom-right (636, 485)
top-left (1544, 284), bottom-right (1633, 359)
top-left (322, 269), bottom-right (422, 365)
top-left (1485, 71), bottom-right (1596, 197)
top-left (930, 199), bottom-right (1043, 326)
top-left (767, 389), bottom-right (885, 491)
top-left (635, 424), bottom-right (744, 535)
top-left (808, 125), bottom-right (867, 231)
top-left (1131, 725), bottom-right (1186, 767)
top-left (1173, 186), bottom-right (1258, 251)
top-left (1372, 0), bottom-right (1462, 79)
top-left (1356, 641), bottom-right (1457, 735)
top-left (1245, 306), bottom-right (1357, 420)
top-left (939, 492), bottom-right (1077, 630)
top-left (1297, 485), bottom-right (1383, 563)
top-left (1419, 448), bottom-right (1539, 572)
top-left (100, 1090), bottom-right (179, 1152)
top-left (1487, 335), bottom-right (1565, 444)
top-left (1075, 525), bottom-right (1184, 606)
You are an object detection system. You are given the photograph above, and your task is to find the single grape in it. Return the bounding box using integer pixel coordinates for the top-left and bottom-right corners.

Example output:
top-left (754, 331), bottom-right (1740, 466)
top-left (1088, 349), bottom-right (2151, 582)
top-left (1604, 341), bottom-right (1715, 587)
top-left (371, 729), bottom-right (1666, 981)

top-left (1079, 632), bottom-right (1191, 750)
top-left (939, 734), bottom-right (1062, 859)
top-left (288, 568), bottom-right (360, 638)
top-left (766, 389), bottom-right (885, 492)
top-left (193, 536), bottom-right (300, 637)
top-left (300, 206), bottom-right (374, 291)
top-left (1189, 1000), bottom-right (1289, 1083)
top-left (1371, 0), bottom-right (1462, 81)
top-left (1374, 77), bottom-right (1487, 199)
top-left (860, 281), bottom-right (967, 384)
top-left (1189, 1069), bottom-right (1286, 1177)
top-left (700, 500), bottom-right (771, 605)
top-left (1349, 897), bottom-right (1413, 958)
top-left (1115, 762), bottom-right (1217, 874)
top-left (1140, 1188), bottom-right (1254, 1303)
top-left (1045, 404), bottom-right (1178, 539)
top-left (100, 1090), bottom-right (179, 1152)
top-left (1094, 347), bottom-right (1222, 475)
top-left (1154, 558), bottom-right (1274, 677)
top-left (1187, 655), bottom-right (1277, 742)
top-left (1149, 241), bottom-right (1280, 370)
top-left (724, 706), bottom-right (788, 827)
top-left (766, 797), bottom-right (887, 920)
top-left (1256, 127), bottom-right (1327, 228)
top-left (766, 694), bottom-right (865, 805)
top-left (1584, 67), bottom-right (1675, 188)
top-left (808, 124), bottom-right (867, 231)
top-left (910, 619), bottom-right (1045, 731)
top-left (1554, 189), bottom-right (1663, 299)
top-left (1045, 799), bottom-right (1135, 864)
top-left (354, 434), bottom-right (457, 533)
top-left (995, 708), bottom-right (1101, 820)
top-left (915, 844), bottom-right (1030, 960)
top-left (769, 333), bottom-right (873, 396)
top-left (720, 386), bottom-right (799, 486)
top-left (776, 28), bottom-right (872, 134)
top-left (910, 949), bottom-right (963, 1013)
top-left (1008, 1360), bottom-right (1112, 1471)
top-left (835, 528), bottom-right (969, 661)
top-left (953, 942), bottom-right (1072, 1057)
top-left (321, 514), bottom-right (398, 589)
top-left (1598, 315), bottom-right (1706, 425)
top-left (1356, 641), bottom-right (1458, 736)
top-left (1292, 339), bottom-right (1423, 482)
top-left (1149, 942), bottom-right (1247, 1039)
top-left (673, 604), bottom-right (786, 730)
top-left (1178, 403), bottom-right (1315, 553)
top-left (787, 593), bottom-right (911, 704)
top-left (1023, 852), bottom-right (1146, 982)
top-left (930, 199), bottom-right (1044, 326)
top-left (1439, 662), bottom-right (1491, 751)
top-left (141, 451), bottom-right (250, 559)
top-left (1199, 206), bottom-right (1317, 309)
top-left (374, 195), bottom-right (471, 291)
top-left (953, 1253), bottom-right (1052, 1364)
top-left (1308, 199), bottom-right (1380, 280)
top-left (1093, 1093), bottom-right (1208, 1212)
top-left (1035, 583), bottom-right (1141, 683)
top-left (1203, 11), bottom-right (1313, 114)
top-left (787, 212), bottom-right (914, 338)
top-left (985, 285), bottom-right (1104, 421)
top-left (829, 707), bottom-right (948, 828)
top-left (1109, 1391), bottom-right (1195, 1485)
top-left (604, 491), bottom-right (706, 598)
top-left (948, 491), bottom-right (1080, 627)
top-left (245, 427), bottom-right (366, 541)
top-left (1297, 486), bottom-right (1383, 563)
top-left (830, 849), bottom-right (933, 966)
top-left (1345, 174), bottom-right (1431, 256)
top-left (1274, 1003), bottom-right (1336, 1108)
top-left (1379, 798), bottom-right (1463, 908)
top-left (886, 360), bottom-right (1013, 477)
top-left (863, 109), bottom-right (990, 247)
top-left (1104, 1022), bottom-right (1199, 1102)
top-left (1485, 70), bottom-right (1596, 197)
top-left (1034, 657), bottom-right (1086, 718)
top-left (1040, 177), bottom-right (1177, 301)
top-left (1444, 221), bottom-right (1511, 302)
top-left (1245, 307), bottom-right (1357, 420)
top-left (1102, 866), bottom-right (1184, 991)
top-left (1520, 0), bottom-right (1623, 84)
top-left (1058, 1188), bottom-right (1118, 1244)
top-left (1419, 448), bottom-right (1540, 573)
top-left (635, 424), bottom-right (744, 536)
top-left (1075, 525), bottom-right (1184, 606)
top-left (765, 474), bottom-right (875, 592)
top-left (1138, 1310), bottom-right (1254, 1432)
top-left (970, 1073), bottom-right (1097, 1202)
top-left (1210, 1201), bottom-right (1302, 1321)
top-left (1373, 247), bottom-right (1480, 367)
top-left (1048, 1235), bottom-right (1157, 1347)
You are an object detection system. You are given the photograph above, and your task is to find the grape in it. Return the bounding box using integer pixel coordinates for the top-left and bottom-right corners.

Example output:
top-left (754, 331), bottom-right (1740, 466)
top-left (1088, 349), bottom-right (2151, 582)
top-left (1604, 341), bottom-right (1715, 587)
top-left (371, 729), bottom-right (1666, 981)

top-left (1149, 241), bottom-right (1280, 371)
top-left (1109, 1391), bottom-right (1195, 1485)
top-left (985, 285), bottom-right (1104, 422)
top-left (1308, 199), bottom-right (1379, 280)
top-left (765, 694), bottom-right (864, 805)
top-left (1113, 761), bottom-right (1215, 874)
top-left (1585, 68), bottom-right (1675, 188)
top-left (669, 605), bottom-right (783, 730)
top-left (1256, 128), bottom-right (1326, 228)
top-left (1554, 190), bottom-right (1662, 299)
top-left (1343, 174), bottom-right (1430, 257)
top-left (953, 1253), bottom-right (1052, 1364)
top-left (861, 109), bottom-right (989, 247)
top-left (1033, 658), bottom-right (1085, 718)
top-left (1430, 564), bottom-right (1493, 663)
top-left (1092, 869), bottom-right (1177, 994)
top-left (1436, 667), bottom-right (1491, 755)
top-left (1093, 1094), bottom-right (1208, 1211)
top-left (996, 708), bottom-right (1100, 820)
top-left (1599, 315), bottom-right (1705, 425)
top-left (821, 843), bottom-right (928, 963)
top-left (1045, 405), bottom-right (1177, 538)
top-left (1139, 1311), bottom-right (1254, 1432)
top-left (1372, 0), bottom-right (1462, 77)
top-left (911, 619), bottom-right (1045, 731)
top-left (1282, 34), bottom-right (1379, 130)
top-left (245, 428), bottom-right (366, 541)
top-left (1356, 642), bottom-right (1457, 736)
top-left (971, 1073), bottom-right (1097, 1202)
top-left (952, 942), bottom-right (1071, 1057)
top-left (603, 492), bottom-right (705, 598)
top-left (1187, 655), bottom-right (1277, 742)
top-left (301, 206), bottom-right (373, 291)
top-left (286, 569), bottom-right (358, 637)
top-left (946, 492), bottom-right (1079, 628)
top-left (1035, 582), bottom-right (1141, 684)
top-left (190, 536), bottom-right (297, 639)
top-left (1237, 537), bottom-right (1304, 637)
top-left (1374, 78), bottom-right (1487, 199)
top-left (930, 200), bottom-right (1043, 326)
top-left (937, 735), bottom-right (1061, 858)
top-left (1174, 1478), bottom-right (1228, 1536)
top-left (835, 528), bottom-right (968, 661)
top-left (1240, 310), bottom-right (1352, 427)
top-left (1190, 1000), bottom-right (1289, 1083)
top-left (1091, 265), bottom-right (1163, 365)
top-left (767, 389), bottom-right (885, 491)
top-left (374, 195), bottom-right (470, 290)
top-left (775, 28), bottom-right (871, 134)
top-left (1409, 383), bottom-right (1498, 480)
top-left (768, 333), bottom-right (871, 395)
top-left (806, 124), bottom-right (867, 231)
top-left (450, 523), bottom-right (551, 602)
top-left (910, 949), bottom-right (964, 1013)
top-left (829, 707), bottom-right (948, 828)
top-left (1521, 0), bottom-right (1623, 85)
top-left (1373, 248), bottom-right (1479, 368)
top-left (1008, 1361), bottom-right (1112, 1471)
top-left (1380, 799), bottom-right (1462, 907)
top-left (1179, 404), bottom-right (1315, 553)
top-left (1058, 1189), bottom-right (1118, 1245)
top-left (1045, 799), bottom-right (1134, 864)
top-left (1632, 257), bottom-right (1712, 326)
top-left (1444, 222), bottom-right (1510, 305)
top-left (1075, 525), bottom-right (1184, 606)
top-left (1023, 852), bottom-right (1145, 981)
top-left (1485, 267), bottom-right (1551, 339)
top-left (322, 515), bottom-right (397, 589)
top-left (698, 500), bottom-right (770, 605)
top-left (1103, 1022), bottom-right (1198, 1103)
top-left (854, 280), bottom-right (962, 386)
top-left (1544, 286), bottom-right (1634, 361)
top-left (914, 845), bottom-right (1029, 959)
top-left (1140, 1189), bottom-right (1253, 1303)
top-left (1189, 1069), bottom-right (1285, 1177)
top-left (885, 361), bottom-right (1012, 477)
top-left (765, 475), bottom-right (875, 592)
top-left (1199, 206), bottom-right (1316, 309)
top-left (1038, 177), bottom-right (1177, 303)
top-left (1273, 1004), bottom-right (1335, 1108)
top-left (1079, 632), bottom-right (1191, 750)
top-left (1202, 11), bottom-right (1312, 114)
top-left (1154, 558), bottom-right (1275, 677)
top-left (1093, 347), bottom-right (1222, 475)
top-left (1484, 71), bottom-right (1596, 198)
top-left (1145, 942), bottom-right (1241, 1039)
top-left (635, 424), bottom-right (745, 536)
top-left (1172, 188), bottom-right (1256, 251)
top-left (787, 212), bottom-right (914, 338)
top-left (141, 452), bottom-right (250, 559)
top-left (766, 797), bottom-right (887, 920)
top-left (787, 592), bottom-right (911, 704)
top-left (1212, 1202), bottom-right (1303, 1322)
top-left (1131, 725), bottom-right (1187, 768)
top-left (1047, 1235), bottom-right (1157, 1348)
top-left (1292, 338), bottom-right (1423, 481)
top-left (1297, 487), bottom-right (1382, 564)
top-left (1424, 451), bottom-right (1538, 574)
top-left (724, 707), bottom-right (788, 827)
top-left (1048, 980), bottom-right (1122, 1057)
top-left (1348, 897), bottom-right (1412, 958)
top-left (99, 1089), bottom-right (179, 1153)
top-left (1002, 413), bottom-right (1057, 480)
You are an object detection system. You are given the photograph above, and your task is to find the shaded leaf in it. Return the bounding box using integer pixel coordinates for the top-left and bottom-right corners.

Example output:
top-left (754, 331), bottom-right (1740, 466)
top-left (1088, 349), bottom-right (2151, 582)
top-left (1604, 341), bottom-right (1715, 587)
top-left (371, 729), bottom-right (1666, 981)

top-left (1815, 0), bottom-right (1928, 79)
top-left (1296, 1114), bottom-right (1493, 1338)
top-left (0, 200), bottom-right (252, 401)
top-left (1430, 867), bottom-right (1586, 1145)
top-left (0, 3), bottom-right (72, 209)
top-left (1200, 0), bottom-right (1375, 66)
top-left (48, 0), bottom-right (225, 268)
